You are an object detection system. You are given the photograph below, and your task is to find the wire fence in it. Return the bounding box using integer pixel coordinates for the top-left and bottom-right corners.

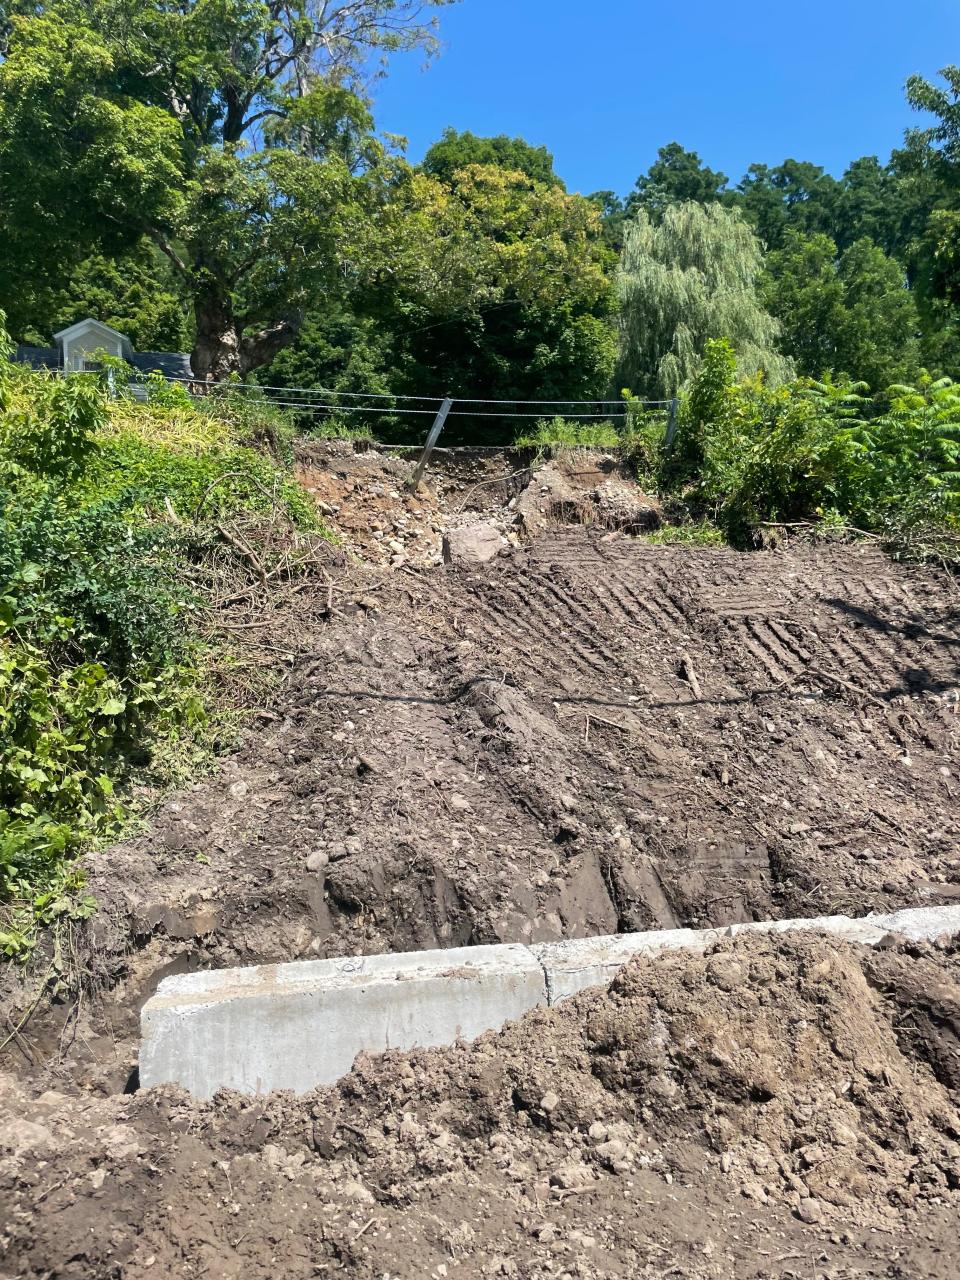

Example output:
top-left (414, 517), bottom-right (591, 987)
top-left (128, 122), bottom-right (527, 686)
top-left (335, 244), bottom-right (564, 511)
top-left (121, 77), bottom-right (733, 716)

top-left (50, 365), bottom-right (677, 451)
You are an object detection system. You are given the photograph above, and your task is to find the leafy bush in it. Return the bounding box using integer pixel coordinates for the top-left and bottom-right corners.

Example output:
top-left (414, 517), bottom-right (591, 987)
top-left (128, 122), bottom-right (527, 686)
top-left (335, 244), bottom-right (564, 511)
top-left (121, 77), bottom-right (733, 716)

top-left (0, 324), bottom-right (321, 957)
top-left (669, 339), bottom-right (960, 546)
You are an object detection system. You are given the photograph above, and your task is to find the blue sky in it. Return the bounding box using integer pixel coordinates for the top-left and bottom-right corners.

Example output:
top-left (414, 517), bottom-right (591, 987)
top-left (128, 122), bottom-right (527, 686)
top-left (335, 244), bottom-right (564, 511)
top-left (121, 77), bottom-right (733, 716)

top-left (371, 0), bottom-right (959, 195)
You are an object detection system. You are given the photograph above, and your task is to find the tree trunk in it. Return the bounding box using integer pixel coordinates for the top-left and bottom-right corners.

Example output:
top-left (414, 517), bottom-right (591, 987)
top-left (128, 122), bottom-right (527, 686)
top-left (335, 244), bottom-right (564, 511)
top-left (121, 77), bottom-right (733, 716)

top-left (191, 290), bottom-right (300, 382)
top-left (191, 287), bottom-right (242, 382)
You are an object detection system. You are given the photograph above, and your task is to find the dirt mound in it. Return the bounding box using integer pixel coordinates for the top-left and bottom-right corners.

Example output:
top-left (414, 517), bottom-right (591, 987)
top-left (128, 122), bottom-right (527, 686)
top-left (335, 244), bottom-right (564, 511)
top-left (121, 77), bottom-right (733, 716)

top-left (6, 525), bottom-right (959, 1095)
top-left (294, 441), bottom-right (662, 567)
top-left (2, 933), bottom-right (959, 1278)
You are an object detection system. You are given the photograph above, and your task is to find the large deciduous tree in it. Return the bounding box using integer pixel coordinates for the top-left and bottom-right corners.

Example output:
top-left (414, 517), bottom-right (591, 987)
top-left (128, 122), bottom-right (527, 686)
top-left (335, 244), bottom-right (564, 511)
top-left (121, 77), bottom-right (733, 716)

top-left (0, 0), bottom-right (457, 379)
top-left (617, 202), bottom-right (791, 399)
top-left (762, 231), bottom-right (921, 388)
top-left (266, 164), bottom-right (618, 435)
top-left (421, 128), bottom-right (563, 187)
top-left (626, 144), bottom-right (728, 222)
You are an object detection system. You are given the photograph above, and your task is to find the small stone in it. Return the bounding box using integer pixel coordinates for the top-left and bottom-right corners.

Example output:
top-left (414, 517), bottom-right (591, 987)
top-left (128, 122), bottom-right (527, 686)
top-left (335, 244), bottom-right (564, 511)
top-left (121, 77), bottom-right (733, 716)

top-left (448, 793), bottom-right (473, 813)
top-left (539, 1091), bottom-right (560, 1114)
top-left (797, 1197), bottom-right (823, 1224)
top-left (228, 780), bottom-right (249, 800)
top-left (559, 793), bottom-right (577, 813)
top-left (587, 1122), bottom-right (608, 1143)
top-left (595, 1138), bottom-right (628, 1165)
top-left (340, 1179), bottom-right (375, 1205)
top-left (305, 851), bottom-right (329, 873)
top-left (537, 1225), bottom-right (556, 1244)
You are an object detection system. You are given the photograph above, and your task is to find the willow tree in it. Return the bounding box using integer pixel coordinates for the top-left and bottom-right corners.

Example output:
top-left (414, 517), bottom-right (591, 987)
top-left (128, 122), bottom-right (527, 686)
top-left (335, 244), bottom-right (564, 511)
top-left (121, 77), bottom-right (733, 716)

top-left (617, 201), bottom-right (792, 399)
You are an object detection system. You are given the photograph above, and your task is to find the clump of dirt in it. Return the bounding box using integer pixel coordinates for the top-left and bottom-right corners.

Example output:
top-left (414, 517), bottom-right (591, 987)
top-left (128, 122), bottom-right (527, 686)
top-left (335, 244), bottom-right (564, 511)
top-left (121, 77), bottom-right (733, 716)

top-left (2, 933), bottom-right (959, 1279)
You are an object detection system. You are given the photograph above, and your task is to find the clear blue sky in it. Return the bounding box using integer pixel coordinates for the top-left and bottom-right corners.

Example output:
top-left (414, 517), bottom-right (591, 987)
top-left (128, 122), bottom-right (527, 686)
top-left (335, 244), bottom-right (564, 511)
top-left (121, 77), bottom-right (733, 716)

top-left (371, 0), bottom-right (959, 195)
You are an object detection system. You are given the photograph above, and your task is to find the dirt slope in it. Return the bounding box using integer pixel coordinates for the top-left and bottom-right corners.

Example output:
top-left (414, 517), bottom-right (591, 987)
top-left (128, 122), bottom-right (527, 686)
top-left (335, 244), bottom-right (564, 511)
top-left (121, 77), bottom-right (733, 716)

top-left (2, 446), bottom-right (959, 1278)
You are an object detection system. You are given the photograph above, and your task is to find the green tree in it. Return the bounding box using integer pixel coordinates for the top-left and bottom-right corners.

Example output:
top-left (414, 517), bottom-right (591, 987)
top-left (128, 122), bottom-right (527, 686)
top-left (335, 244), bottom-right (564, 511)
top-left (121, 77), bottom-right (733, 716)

top-left (762, 231), bottom-right (920, 386)
top-left (626, 143), bottom-right (728, 221)
top-left (268, 165), bottom-right (617, 439)
top-left (617, 202), bottom-right (791, 399)
top-left (421, 128), bottom-right (562, 187)
top-left (0, 0), bottom-right (457, 380)
top-left (8, 242), bottom-right (190, 352)
top-left (733, 160), bottom-right (841, 250)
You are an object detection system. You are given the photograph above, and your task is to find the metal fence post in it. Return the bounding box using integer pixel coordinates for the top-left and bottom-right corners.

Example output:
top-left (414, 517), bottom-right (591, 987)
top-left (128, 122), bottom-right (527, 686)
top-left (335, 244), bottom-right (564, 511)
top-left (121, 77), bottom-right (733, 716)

top-left (663, 397), bottom-right (680, 451)
top-left (406, 397), bottom-right (453, 491)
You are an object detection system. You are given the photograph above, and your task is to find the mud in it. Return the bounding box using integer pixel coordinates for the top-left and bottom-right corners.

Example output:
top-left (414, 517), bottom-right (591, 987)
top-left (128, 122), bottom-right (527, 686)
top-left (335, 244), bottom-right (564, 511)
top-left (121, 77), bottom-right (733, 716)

top-left (2, 446), bottom-right (960, 1277)
top-left (3, 933), bottom-right (960, 1278)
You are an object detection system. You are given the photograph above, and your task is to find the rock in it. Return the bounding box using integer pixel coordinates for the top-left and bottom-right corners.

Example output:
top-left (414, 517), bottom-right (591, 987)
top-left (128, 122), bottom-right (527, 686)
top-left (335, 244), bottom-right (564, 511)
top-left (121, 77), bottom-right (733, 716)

top-left (442, 522), bottom-right (505, 566)
top-left (550, 1162), bottom-right (593, 1190)
top-left (305, 851), bottom-right (329, 873)
top-left (797, 1197), bottom-right (823, 1224)
top-left (228, 780), bottom-right (249, 800)
top-left (340, 1179), bottom-right (375, 1205)
top-left (448, 793), bottom-right (473, 813)
top-left (2, 1119), bottom-right (54, 1157)
top-left (539, 1091), bottom-right (560, 1113)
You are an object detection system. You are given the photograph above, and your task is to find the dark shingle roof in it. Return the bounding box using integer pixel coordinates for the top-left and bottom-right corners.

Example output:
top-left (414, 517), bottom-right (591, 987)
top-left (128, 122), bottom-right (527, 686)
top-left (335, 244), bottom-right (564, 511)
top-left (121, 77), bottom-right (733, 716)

top-left (10, 345), bottom-right (192, 379)
top-left (13, 344), bottom-right (60, 370)
top-left (130, 352), bottom-right (193, 379)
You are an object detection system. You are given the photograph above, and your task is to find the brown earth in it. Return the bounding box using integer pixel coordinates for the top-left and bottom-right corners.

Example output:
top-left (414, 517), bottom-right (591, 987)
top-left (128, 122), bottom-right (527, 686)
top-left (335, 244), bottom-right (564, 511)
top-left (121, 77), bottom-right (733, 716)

top-left (2, 932), bottom-right (960, 1278)
top-left (2, 445), bottom-right (959, 1277)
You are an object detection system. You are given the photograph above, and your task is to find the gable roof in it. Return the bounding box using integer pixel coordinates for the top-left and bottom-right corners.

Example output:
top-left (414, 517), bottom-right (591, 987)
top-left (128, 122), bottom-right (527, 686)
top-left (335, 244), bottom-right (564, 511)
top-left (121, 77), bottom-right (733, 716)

top-left (53, 317), bottom-right (134, 359)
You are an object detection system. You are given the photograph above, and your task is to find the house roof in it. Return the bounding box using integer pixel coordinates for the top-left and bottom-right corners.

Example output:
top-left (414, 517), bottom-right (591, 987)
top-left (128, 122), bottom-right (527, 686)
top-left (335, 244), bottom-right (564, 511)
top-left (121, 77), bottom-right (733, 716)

top-left (130, 351), bottom-right (193, 379)
top-left (53, 317), bottom-right (134, 359)
top-left (14, 344), bottom-right (60, 369)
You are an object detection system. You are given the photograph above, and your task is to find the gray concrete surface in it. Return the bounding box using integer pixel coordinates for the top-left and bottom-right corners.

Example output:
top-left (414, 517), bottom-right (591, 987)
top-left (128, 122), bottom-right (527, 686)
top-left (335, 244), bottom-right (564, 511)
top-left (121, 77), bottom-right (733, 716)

top-left (532, 905), bottom-right (960, 1002)
top-left (140, 904), bottom-right (960, 1097)
top-left (140, 943), bottom-right (546, 1099)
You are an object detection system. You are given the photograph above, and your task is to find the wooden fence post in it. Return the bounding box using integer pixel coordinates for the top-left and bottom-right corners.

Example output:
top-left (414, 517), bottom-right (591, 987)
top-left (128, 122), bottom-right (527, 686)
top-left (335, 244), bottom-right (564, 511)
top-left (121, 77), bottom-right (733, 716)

top-left (406, 397), bottom-right (454, 492)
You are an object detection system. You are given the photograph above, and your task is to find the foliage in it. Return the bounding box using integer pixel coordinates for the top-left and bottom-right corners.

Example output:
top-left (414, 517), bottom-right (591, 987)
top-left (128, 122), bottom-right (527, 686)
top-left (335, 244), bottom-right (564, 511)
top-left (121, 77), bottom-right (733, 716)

top-left (0, 0), bottom-right (456, 379)
top-left (268, 163), bottom-right (618, 442)
top-left (515, 417), bottom-right (623, 448)
top-left (669, 342), bottom-right (960, 545)
top-left (626, 143), bottom-right (728, 221)
top-left (7, 242), bottom-right (191, 355)
top-left (762, 231), bottom-right (922, 386)
top-left (422, 128), bottom-right (562, 187)
top-left (617, 203), bottom-right (792, 400)
top-left (0, 330), bottom-right (318, 957)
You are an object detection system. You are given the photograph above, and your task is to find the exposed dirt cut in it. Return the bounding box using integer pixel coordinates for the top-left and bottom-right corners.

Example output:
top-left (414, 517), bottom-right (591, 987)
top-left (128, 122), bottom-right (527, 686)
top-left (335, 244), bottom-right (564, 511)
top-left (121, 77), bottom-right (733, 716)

top-left (3, 932), bottom-right (960, 1278)
top-left (2, 445), bottom-right (959, 1278)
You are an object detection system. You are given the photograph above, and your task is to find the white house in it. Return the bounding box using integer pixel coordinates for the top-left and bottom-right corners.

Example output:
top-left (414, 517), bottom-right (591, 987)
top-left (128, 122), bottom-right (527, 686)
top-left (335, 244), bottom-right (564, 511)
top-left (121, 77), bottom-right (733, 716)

top-left (53, 317), bottom-right (134, 371)
top-left (12, 317), bottom-right (192, 380)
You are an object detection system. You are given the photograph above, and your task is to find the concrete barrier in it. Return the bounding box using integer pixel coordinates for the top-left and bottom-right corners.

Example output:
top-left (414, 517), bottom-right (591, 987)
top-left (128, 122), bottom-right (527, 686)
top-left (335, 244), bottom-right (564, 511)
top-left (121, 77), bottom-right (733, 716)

top-left (140, 904), bottom-right (960, 1098)
top-left (140, 943), bottom-right (546, 1099)
top-left (531, 905), bottom-right (960, 1003)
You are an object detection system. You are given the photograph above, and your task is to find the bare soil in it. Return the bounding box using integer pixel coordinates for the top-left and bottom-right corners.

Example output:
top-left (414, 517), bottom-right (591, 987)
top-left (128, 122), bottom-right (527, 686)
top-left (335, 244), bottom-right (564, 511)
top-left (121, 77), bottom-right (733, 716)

top-left (2, 445), bottom-right (959, 1278)
top-left (3, 933), bottom-right (959, 1278)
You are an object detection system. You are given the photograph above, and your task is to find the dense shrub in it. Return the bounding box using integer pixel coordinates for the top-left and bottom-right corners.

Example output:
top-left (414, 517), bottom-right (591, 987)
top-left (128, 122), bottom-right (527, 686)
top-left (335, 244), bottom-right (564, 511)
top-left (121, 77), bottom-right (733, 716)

top-left (0, 328), bottom-right (316, 957)
top-left (670, 339), bottom-right (960, 545)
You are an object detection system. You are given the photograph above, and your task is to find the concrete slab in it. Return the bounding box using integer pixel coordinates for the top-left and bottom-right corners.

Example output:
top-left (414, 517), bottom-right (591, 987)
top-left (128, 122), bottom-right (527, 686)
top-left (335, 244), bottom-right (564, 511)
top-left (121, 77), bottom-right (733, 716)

top-left (532, 905), bottom-right (960, 1003)
top-left (140, 943), bottom-right (546, 1099)
top-left (140, 905), bottom-right (960, 1097)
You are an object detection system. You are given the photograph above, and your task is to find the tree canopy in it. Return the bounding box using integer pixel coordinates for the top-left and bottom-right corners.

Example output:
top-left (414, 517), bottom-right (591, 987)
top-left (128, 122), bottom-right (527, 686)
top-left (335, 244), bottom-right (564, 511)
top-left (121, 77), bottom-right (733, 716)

top-left (421, 128), bottom-right (562, 187)
top-left (617, 202), bottom-right (791, 400)
top-left (0, 0), bottom-right (457, 378)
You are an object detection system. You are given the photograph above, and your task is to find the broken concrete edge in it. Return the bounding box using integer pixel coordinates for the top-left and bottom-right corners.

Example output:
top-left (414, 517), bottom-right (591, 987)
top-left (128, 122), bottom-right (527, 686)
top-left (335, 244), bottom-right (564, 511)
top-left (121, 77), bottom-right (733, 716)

top-left (139, 905), bottom-right (960, 1099)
